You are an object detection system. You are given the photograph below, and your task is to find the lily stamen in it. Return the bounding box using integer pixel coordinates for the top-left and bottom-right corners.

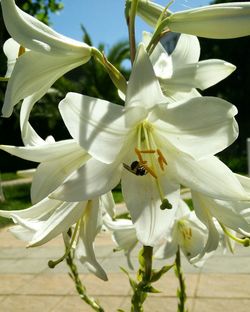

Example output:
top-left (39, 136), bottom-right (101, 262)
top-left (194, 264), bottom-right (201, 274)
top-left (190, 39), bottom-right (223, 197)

top-left (135, 147), bottom-right (151, 164)
top-left (219, 222), bottom-right (250, 247)
top-left (134, 148), bottom-right (157, 178)
top-left (157, 149), bottom-right (168, 170)
top-left (142, 163), bottom-right (157, 179)
top-left (48, 220), bottom-right (80, 268)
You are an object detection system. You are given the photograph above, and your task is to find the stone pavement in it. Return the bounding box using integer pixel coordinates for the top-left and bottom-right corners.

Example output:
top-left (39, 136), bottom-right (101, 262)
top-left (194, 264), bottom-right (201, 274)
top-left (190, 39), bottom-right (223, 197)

top-left (1, 215), bottom-right (250, 312)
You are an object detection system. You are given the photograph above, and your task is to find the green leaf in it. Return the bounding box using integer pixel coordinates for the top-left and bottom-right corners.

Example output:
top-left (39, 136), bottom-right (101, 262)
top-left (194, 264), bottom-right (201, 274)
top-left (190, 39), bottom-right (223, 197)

top-left (138, 248), bottom-right (146, 268)
top-left (150, 264), bottom-right (174, 282)
top-left (142, 285), bottom-right (161, 293)
top-left (120, 267), bottom-right (137, 291)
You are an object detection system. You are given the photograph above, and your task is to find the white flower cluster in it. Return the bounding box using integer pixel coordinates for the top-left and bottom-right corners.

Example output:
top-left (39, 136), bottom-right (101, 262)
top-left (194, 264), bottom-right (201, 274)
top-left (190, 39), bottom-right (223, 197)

top-left (1, 0), bottom-right (250, 279)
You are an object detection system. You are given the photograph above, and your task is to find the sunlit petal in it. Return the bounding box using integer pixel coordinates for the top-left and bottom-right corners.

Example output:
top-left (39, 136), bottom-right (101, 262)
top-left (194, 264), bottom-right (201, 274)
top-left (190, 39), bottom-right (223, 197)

top-left (121, 169), bottom-right (180, 247)
top-left (2, 51), bottom-right (86, 117)
top-left (51, 158), bottom-right (122, 202)
top-left (75, 200), bottom-right (108, 280)
top-left (152, 97), bottom-right (238, 159)
top-left (126, 43), bottom-right (167, 109)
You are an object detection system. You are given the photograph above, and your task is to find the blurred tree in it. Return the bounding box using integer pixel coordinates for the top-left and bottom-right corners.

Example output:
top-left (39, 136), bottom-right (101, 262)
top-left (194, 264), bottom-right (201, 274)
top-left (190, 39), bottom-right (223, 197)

top-left (34, 26), bottom-right (130, 142)
top-left (199, 0), bottom-right (250, 173)
top-left (0, 0), bottom-right (130, 171)
top-left (0, 0), bottom-right (63, 171)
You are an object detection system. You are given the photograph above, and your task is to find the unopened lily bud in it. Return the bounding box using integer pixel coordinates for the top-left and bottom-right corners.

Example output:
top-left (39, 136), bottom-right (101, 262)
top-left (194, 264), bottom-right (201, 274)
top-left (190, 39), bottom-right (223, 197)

top-left (137, 0), bottom-right (171, 27)
top-left (137, 1), bottom-right (250, 39)
top-left (167, 2), bottom-right (250, 39)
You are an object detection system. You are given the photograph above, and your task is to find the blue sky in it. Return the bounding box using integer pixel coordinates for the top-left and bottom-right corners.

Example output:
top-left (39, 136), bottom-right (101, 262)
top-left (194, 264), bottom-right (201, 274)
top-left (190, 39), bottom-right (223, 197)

top-left (50, 0), bottom-right (211, 49)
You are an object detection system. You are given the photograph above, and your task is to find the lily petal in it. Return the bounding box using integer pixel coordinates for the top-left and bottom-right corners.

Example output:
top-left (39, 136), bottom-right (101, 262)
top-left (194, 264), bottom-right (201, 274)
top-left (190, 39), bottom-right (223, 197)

top-left (59, 92), bottom-right (132, 164)
top-left (166, 32), bottom-right (200, 66)
top-left (126, 43), bottom-right (167, 110)
top-left (152, 96), bottom-right (238, 159)
top-left (143, 31), bottom-right (200, 71)
top-left (51, 158), bottom-right (122, 202)
top-left (0, 139), bottom-right (84, 163)
top-left (165, 150), bottom-right (248, 201)
top-left (2, 51), bottom-right (86, 117)
top-left (192, 191), bottom-right (250, 234)
top-left (75, 200), bottom-right (108, 280)
top-left (104, 215), bottom-right (138, 270)
top-left (1, 0), bottom-right (90, 55)
top-left (29, 200), bottom-right (87, 247)
top-left (20, 95), bottom-right (47, 146)
top-left (9, 225), bottom-right (35, 242)
top-left (99, 192), bottom-right (116, 218)
top-left (191, 191), bottom-right (221, 255)
top-left (137, 0), bottom-right (168, 28)
top-left (161, 59), bottom-right (236, 91)
top-left (154, 226), bottom-right (178, 259)
top-left (3, 38), bottom-right (20, 78)
top-left (31, 148), bottom-right (90, 203)
top-left (236, 174), bottom-right (250, 193)
top-left (0, 196), bottom-right (59, 219)
top-left (167, 3), bottom-right (250, 39)
top-left (121, 169), bottom-right (180, 247)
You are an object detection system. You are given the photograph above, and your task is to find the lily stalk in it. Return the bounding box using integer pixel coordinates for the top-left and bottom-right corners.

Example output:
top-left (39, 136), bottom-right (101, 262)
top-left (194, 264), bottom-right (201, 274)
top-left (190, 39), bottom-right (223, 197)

top-left (66, 229), bottom-right (105, 312)
top-left (130, 246), bottom-right (153, 312)
top-left (127, 0), bottom-right (139, 63)
top-left (175, 247), bottom-right (188, 312)
top-left (127, 245), bottom-right (174, 311)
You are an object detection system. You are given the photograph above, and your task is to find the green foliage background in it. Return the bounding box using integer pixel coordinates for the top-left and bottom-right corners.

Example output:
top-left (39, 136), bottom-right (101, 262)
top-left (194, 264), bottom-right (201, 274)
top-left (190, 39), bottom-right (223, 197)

top-left (199, 0), bottom-right (250, 173)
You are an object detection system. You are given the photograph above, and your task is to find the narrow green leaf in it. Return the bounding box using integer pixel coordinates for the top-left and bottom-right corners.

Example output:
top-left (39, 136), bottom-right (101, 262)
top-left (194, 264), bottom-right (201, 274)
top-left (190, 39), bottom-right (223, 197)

top-left (150, 264), bottom-right (174, 282)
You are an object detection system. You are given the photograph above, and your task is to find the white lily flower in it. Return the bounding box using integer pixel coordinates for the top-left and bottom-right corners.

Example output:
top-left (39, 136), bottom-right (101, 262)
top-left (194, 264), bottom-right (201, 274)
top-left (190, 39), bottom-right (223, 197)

top-left (155, 200), bottom-right (209, 265)
top-left (104, 200), bottom-right (210, 266)
top-left (191, 174), bottom-right (250, 258)
top-left (0, 193), bottom-right (114, 281)
top-left (104, 214), bottom-right (138, 269)
top-left (166, 2), bottom-right (250, 39)
top-left (1, 0), bottom-right (92, 117)
top-left (143, 32), bottom-right (236, 101)
top-left (136, 0), bottom-right (170, 28)
top-left (51, 43), bottom-right (247, 247)
top-left (136, 0), bottom-right (250, 39)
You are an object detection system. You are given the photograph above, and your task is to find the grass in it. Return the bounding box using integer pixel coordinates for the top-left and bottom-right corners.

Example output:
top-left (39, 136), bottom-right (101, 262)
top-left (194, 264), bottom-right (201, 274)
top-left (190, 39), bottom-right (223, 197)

top-left (0, 180), bottom-right (124, 229)
top-left (0, 184), bottom-right (31, 228)
top-left (1, 172), bottom-right (19, 181)
top-left (112, 184), bottom-right (124, 203)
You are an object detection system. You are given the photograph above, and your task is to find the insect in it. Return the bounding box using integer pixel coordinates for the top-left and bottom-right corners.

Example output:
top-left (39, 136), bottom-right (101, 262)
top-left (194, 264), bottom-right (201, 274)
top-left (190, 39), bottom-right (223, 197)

top-left (123, 161), bottom-right (148, 177)
top-left (123, 148), bottom-right (168, 179)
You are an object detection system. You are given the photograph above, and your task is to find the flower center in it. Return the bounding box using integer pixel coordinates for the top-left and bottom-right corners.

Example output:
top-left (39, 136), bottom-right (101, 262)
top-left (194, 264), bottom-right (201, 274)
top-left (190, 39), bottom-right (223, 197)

top-left (178, 220), bottom-right (193, 241)
top-left (134, 121), bottom-right (167, 178)
top-left (123, 121), bottom-right (171, 208)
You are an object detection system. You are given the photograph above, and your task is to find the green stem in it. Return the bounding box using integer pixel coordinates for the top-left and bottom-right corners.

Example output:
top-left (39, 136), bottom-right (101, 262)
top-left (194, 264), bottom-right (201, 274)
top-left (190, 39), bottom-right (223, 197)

top-left (142, 246), bottom-right (153, 282)
top-left (128, 0), bottom-right (139, 64)
top-left (65, 230), bottom-right (105, 312)
top-left (175, 247), bottom-right (187, 312)
top-left (130, 246), bottom-right (153, 312)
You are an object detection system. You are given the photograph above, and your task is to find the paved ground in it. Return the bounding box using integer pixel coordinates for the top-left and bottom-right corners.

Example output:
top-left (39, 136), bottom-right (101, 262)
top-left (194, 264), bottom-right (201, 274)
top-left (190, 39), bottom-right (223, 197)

top-left (1, 206), bottom-right (250, 312)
